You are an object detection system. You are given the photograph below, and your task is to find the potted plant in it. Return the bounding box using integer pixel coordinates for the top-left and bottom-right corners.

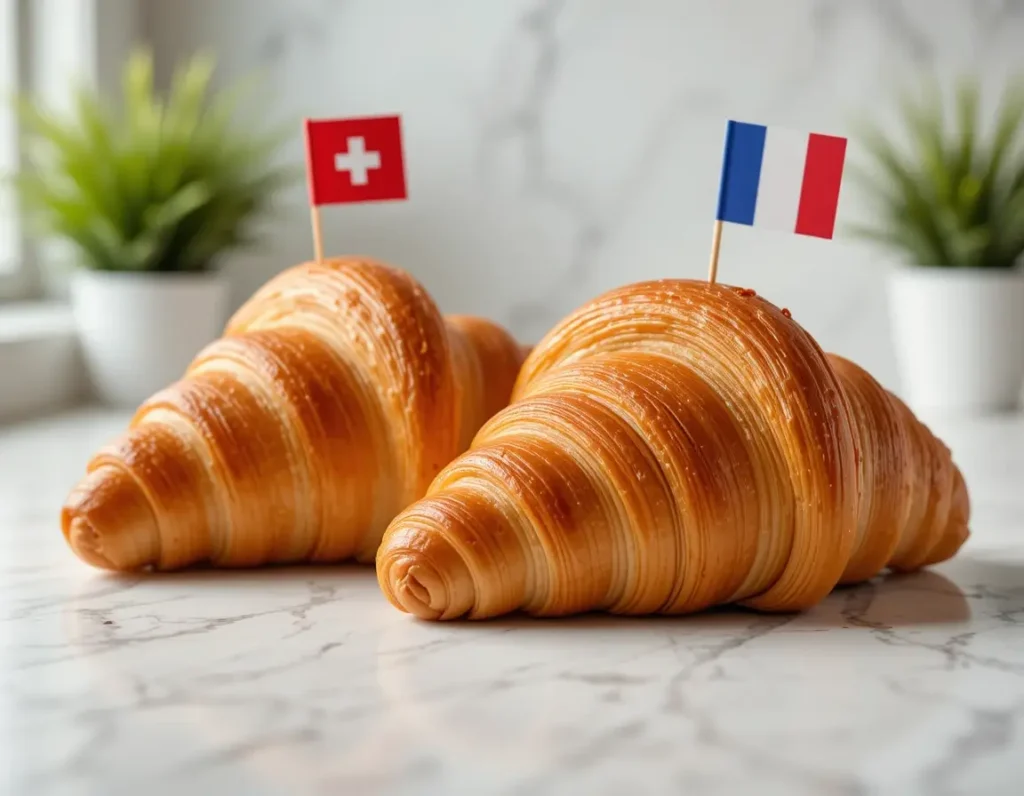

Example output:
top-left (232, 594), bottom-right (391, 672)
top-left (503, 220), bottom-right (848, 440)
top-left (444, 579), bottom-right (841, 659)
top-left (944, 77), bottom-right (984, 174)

top-left (850, 74), bottom-right (1024, 417)
top-left (13, 50), bottom-right (294, 407)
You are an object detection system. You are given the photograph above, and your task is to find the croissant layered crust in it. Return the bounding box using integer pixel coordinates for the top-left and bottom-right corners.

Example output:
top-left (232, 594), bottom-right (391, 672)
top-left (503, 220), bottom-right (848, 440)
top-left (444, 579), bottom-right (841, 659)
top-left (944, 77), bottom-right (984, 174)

top-left (61, 258), bottom-right (525, 571)
top-left (377, 280), bottom-right (970, 620)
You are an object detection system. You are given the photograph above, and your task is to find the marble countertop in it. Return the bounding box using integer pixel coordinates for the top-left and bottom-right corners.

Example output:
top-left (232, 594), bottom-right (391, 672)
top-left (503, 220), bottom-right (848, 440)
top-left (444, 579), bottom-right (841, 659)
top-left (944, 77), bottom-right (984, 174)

top-left (2, 409), bottom-right (1023, 796)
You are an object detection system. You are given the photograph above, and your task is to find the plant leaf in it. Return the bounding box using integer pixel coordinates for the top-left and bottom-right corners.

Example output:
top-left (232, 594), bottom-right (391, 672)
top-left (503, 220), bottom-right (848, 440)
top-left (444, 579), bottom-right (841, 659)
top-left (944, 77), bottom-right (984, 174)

top-left (848, 72), bottom-right (1024, 268)
top-left (10, 47), bottom-right (298, 273)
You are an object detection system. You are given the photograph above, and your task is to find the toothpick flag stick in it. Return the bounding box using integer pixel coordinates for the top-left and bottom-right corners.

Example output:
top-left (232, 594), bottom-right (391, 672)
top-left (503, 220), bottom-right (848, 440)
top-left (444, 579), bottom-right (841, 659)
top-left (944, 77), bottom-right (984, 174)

top-left (303, 119), bottom-right (323, 263)
top-left (309, 205), bottom-right (325, 264)
top-left (712, 119), bottom-right (848, 284)
top-left (303, 114), bottom-right (410, 263)
top-left (708, 219), bottom-right (723, 284)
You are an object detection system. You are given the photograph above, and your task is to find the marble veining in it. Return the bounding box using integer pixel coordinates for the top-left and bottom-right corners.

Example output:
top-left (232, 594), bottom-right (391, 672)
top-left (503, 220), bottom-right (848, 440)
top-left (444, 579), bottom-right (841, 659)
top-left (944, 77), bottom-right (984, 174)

top-left (2, 409), bottom-right (1023, 795)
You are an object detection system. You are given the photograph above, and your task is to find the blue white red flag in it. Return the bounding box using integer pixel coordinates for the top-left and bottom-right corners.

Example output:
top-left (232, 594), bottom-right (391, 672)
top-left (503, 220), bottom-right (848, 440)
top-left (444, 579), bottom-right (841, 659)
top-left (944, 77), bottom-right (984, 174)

top-left (716, 121), bottom-right (848, 240)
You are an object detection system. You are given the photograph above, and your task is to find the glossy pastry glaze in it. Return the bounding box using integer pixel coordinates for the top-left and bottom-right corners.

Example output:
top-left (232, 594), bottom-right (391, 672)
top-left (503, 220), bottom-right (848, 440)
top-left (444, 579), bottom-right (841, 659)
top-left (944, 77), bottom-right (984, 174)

top-left (61, 257), bottom-right (525, 571)
top-left (377, 279), bottom-right (970, 620)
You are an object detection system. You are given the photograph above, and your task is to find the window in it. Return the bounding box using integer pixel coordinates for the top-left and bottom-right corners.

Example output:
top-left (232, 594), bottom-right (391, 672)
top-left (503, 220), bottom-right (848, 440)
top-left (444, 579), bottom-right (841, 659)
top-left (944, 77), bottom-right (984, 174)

top-left (0, 0), bottom-right (138, 301)
top-left (0, 0), bottom-right (23, 294)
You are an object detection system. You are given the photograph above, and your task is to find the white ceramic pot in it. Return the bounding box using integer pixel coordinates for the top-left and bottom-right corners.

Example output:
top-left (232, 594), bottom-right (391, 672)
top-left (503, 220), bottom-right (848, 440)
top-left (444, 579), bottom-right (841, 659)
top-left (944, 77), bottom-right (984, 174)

top-left (71, 270), bottom-right (229, 408)
top-left (887, 265), bottom-right (1024, 417)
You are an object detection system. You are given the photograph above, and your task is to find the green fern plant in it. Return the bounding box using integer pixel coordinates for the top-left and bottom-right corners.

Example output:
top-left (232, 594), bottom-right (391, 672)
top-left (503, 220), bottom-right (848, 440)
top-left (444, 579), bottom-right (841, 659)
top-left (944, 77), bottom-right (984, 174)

top-left (11, 49), bottom-right (296, 273)
top-left (848, 74), bottom-right (1024, 269)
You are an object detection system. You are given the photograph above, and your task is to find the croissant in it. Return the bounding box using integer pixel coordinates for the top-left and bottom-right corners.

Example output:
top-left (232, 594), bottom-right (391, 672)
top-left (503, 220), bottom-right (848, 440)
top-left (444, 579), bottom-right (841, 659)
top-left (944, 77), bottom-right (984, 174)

top-left (377, 279), bottom-right (970, 620)
top-left (61, 257), bottom-right (525, 571)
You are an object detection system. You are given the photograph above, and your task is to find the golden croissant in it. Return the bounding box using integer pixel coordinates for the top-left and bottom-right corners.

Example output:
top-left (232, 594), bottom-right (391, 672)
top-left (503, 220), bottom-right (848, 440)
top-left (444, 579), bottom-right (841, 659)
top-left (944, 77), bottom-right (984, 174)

top-left (62, 257), bottom-right (525, 571)
top-left (377, 279), bottom-right (970, 620)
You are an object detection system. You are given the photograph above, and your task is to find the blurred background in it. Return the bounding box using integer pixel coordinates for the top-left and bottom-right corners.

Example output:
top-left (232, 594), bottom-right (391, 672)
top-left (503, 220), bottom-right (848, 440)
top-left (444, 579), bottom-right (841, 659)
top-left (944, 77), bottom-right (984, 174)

top-left (2, 0), bottom-right (1023, 422)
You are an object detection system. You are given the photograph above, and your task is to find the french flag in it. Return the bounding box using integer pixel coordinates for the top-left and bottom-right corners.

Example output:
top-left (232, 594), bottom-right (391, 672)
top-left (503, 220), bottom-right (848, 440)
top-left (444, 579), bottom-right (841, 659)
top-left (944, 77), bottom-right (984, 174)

top-left (716, 121), bottom-right (848, 240)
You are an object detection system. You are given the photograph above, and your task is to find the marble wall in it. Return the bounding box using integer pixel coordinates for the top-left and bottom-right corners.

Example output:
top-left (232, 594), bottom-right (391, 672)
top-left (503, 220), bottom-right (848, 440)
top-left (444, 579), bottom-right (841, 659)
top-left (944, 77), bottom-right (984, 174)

top-left (145, 0), bottom-right (1024, 392)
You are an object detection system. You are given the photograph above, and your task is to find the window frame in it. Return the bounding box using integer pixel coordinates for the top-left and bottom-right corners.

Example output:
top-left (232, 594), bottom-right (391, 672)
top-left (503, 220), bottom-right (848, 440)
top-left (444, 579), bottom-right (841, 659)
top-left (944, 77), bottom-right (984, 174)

top-left (0, 0), bottom-right (32, 301)
top-left (0, 0), bottom-right (139, 303)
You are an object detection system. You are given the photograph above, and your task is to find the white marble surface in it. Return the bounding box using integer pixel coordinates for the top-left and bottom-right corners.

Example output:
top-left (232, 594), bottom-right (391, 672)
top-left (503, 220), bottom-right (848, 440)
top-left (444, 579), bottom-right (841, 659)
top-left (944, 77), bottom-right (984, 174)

top-left (1, 408), bottom-right (1023, 795)
top-left (142, 0), bottom-right (1024, 392)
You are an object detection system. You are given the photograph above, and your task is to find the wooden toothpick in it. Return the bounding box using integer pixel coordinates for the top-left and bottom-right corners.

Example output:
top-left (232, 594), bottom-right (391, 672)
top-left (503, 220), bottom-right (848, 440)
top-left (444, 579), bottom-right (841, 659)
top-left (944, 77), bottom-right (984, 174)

top-left (310, 205), bottom-right (325, 263)
top-left (707, 219), bottom-right (723, 284)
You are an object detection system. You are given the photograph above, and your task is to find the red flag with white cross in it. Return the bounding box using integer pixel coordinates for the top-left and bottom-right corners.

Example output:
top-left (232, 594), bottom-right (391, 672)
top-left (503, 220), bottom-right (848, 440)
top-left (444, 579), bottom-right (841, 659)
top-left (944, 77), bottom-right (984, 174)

top-left (304, 115), bottom-right (408, 205)
top-left (302, 115), bottom-right (408, 260)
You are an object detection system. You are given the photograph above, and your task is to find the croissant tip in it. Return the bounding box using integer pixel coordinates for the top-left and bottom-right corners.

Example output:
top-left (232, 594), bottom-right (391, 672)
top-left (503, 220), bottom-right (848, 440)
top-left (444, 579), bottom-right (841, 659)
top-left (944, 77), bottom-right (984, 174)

top-left (62, 512), bottom-right (117, 570)
top-left (389, 560), bottom-right (448, 620)
top-left (60, 465), bottom-right (162, 572)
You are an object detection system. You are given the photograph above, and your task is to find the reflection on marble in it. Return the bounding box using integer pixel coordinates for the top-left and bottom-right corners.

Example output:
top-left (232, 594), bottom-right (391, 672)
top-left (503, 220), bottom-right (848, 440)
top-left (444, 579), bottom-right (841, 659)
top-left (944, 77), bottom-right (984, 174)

top-left (144, 0), bottom-right (1024, 393)
top-left (2, 409), bottom-right (1023, 795)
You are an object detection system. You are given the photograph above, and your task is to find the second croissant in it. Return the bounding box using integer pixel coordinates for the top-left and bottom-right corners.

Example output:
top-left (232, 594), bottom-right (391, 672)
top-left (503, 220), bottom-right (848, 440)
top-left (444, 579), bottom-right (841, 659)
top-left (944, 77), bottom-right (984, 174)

top-left (61, 257), bottom-right (525, 571)
top-left (377, 279), bottom-right (971, 620)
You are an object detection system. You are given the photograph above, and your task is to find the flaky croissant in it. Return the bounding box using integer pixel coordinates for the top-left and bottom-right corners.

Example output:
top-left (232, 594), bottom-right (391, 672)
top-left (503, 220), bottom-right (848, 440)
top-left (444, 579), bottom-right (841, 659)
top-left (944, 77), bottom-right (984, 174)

top-left (377, 279), bottom-right (970, 620)
top-left (62, 257), bottom-right (525, 571)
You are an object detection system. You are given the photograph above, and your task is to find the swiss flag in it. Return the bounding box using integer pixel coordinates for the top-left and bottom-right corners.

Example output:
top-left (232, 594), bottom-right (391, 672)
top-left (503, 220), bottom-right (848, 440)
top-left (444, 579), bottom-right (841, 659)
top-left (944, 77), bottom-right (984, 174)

top-left (303, 115), bottom-right (408, 205)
